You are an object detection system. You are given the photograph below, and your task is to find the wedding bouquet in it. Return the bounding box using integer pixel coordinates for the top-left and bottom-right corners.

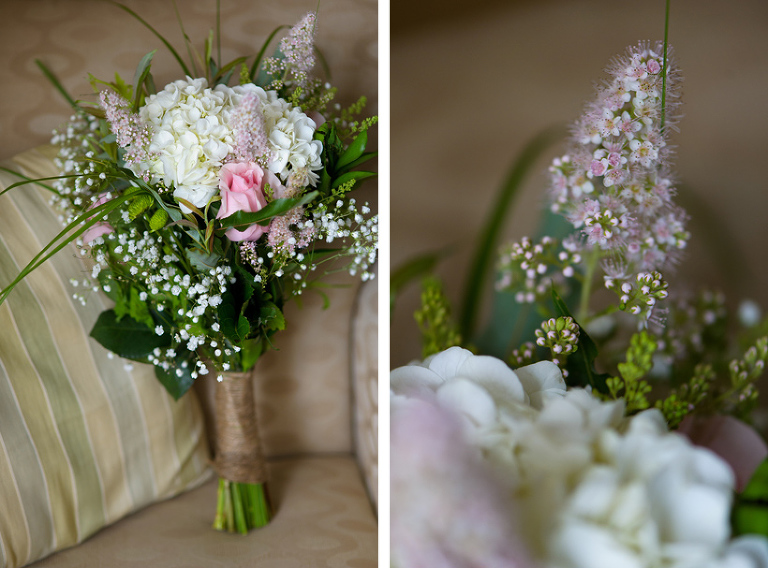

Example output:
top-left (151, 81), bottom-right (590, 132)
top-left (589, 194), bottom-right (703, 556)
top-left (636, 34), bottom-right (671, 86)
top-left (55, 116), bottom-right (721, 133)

top-left (0, 4), bottom-right (377, 534)
top-left (391, 32), bottom-right (768, 568)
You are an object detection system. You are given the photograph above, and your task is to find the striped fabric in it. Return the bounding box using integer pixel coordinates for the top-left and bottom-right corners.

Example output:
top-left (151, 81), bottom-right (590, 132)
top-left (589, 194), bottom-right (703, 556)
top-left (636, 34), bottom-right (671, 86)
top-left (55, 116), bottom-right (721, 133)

top-left (0, 147), bottom-right (211, 568)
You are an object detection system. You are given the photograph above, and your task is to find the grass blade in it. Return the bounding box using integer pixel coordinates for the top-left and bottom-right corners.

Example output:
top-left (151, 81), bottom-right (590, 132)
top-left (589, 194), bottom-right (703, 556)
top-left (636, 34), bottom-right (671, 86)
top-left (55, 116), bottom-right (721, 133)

top-left (458, 125), bottom-right (566, 341)
top-left (249, 25), bottom-right (289, 81)
top-left (110, 1), bottom-right (191, 77)
top-left (35, 60), bottom-right (78, 109)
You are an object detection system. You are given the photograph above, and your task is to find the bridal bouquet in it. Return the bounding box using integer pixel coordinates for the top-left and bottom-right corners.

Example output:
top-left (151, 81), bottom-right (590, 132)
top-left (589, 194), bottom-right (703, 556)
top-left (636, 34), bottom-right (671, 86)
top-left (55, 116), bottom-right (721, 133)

top-left (391, 34), bottom-right (768, 568)
top-left (0, 5), bottom-right (377, 534)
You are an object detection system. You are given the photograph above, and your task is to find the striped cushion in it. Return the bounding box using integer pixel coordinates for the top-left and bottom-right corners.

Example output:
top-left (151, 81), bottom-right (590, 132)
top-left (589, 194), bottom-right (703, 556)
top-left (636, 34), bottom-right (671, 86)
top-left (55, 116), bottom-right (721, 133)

top-left (0, 147), bottom-right (211, 568)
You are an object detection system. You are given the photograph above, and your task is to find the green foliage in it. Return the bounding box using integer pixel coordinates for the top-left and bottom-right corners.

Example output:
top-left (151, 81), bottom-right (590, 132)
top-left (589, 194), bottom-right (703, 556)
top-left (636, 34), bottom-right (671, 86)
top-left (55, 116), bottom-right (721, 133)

top-left (552, 289), bottom-right (610, 393)
top-left (154, 354), bottom-right (195, 400)
top-left (390, 251), bottom-right (445, 316)
top-left (218, 192), bottom-right (319, 229)
top-left (149, 208), bottom-right (169, 231)
top-left (656, 364), bottom-right (714, 428)
top-left (90, 309), bottom-right (169, 361)
top-left (732, 458), bottom-right (768, 537)
top-left (128, 193), bottom-right (154, 220)
top-left (414, 277), bottom-right (462, 359)
top-left (605, 331), bottom-right (656, 413)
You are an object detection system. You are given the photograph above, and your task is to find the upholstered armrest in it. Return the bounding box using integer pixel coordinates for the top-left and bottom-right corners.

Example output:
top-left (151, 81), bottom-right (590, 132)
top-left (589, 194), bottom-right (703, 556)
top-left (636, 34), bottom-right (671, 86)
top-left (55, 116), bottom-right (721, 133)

top-left (351, 266), bottom-right (379, 511)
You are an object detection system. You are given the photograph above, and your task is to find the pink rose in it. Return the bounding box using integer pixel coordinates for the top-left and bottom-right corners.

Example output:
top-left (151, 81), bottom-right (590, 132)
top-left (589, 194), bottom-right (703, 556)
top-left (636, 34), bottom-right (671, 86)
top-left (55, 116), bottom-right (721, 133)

top-left (82, 193), bottom-right (115, 244)
top-left (679, 414), bottom-right (768, 491)
top-left (217, 162), bottom-right (282, 242)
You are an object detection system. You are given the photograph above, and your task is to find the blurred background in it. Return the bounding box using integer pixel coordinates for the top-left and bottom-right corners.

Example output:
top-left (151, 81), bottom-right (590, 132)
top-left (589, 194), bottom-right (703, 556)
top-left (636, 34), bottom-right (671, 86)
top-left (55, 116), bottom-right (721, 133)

top-left (391, 0), bottom-right (768, 367)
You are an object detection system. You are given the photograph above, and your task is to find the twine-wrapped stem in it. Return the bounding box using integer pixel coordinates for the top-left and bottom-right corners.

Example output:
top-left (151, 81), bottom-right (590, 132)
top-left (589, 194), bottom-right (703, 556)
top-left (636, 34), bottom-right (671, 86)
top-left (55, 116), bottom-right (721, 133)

top-left (212, 371), bottom-right (268, 485)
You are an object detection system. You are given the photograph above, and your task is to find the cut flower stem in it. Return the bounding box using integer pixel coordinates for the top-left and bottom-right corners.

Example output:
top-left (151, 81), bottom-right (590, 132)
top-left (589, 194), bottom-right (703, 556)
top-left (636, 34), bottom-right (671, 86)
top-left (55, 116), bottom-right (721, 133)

top-left (213, 479), bottom-right (271, 534)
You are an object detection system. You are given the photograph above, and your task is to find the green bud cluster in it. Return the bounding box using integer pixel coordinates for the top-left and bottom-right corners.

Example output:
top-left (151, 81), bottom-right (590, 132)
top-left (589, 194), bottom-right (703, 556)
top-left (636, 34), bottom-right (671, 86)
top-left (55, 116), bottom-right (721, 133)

top-left (535, 316), bottom-right (579, 373)
top-left (414, 277), bottom-right (462, 359)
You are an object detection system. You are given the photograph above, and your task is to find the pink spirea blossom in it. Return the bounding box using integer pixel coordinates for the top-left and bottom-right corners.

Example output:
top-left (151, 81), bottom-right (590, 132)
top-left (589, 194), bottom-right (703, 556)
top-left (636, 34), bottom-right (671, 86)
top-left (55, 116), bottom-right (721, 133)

top-left (230, 92), bottom-right (271, 166)
top-left (99, 90), bottom-right (154, 170)
top-left (267, 206), bottom-right (314, 254)
top-left (548, 42), bottom-right (689, 275)
top-left (264, 12), bottom-right (317, 88)
top-left (391, 400), bottom-right (535, 568)
top-left (217, 162), bottom-right (281, 242)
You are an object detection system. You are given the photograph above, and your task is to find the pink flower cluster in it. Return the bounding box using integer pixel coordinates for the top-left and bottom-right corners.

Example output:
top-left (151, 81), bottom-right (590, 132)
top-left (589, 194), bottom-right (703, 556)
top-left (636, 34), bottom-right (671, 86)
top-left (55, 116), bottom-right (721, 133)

top-left (264, 12), bottom-right (317, 88)
top-left (99, 90), bottom-right (154, 170)
top-left (267, 206), bottom-right (315, 255)
top-left (230, 92), bottom-right (271, 166)
top-left (548, 42), bottom-right (689, 275)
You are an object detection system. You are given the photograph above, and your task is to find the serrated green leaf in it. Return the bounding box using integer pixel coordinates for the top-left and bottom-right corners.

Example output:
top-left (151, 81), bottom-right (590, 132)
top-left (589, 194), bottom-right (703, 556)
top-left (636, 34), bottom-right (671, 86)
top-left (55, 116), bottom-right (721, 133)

top-left (236, 314), bottom-right (250, 339)
top-left (90, 309), bottom-right (169, 361)
top-left (336, 130), bottom-right (368, 171)
top-left (187, 248), bottom-right (220, 272)
top-left (260, 301), bottom-right (286, 332)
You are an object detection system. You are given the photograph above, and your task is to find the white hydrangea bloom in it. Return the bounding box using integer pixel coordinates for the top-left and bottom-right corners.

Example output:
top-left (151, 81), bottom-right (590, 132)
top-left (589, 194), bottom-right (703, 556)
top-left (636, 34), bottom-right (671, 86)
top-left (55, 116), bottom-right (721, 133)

top-left (390, 348), bottom-right (768, 568)
top-left (136, 77), bottom-right (321, 213)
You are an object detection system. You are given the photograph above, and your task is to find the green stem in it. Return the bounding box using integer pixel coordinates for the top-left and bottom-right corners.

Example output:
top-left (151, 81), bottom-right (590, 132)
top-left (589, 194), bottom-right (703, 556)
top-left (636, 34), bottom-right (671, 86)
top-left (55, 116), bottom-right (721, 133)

top-left (660, 0), bottom-right (671, 133)
top-left (213, 478), bottom-right (226, 531)
top-left (578, 249), bottom-right (600, 322)
top-left (231, 482), bottom-right (248, 535)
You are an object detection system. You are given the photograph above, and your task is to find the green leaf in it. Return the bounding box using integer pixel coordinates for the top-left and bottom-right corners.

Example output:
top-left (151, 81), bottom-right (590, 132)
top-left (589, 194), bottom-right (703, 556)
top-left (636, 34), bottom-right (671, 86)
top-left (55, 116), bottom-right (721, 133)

top-left (213, 56), bottom-right (248, 85)
top-left (336, 130), bottom-right (368, 171)
top-left (458, 125), bottom-right (566, 342)
top-left (331, 170), bottom-right (376, 190)
top-left (390, 251), bottom-right (445, 316)
top-left (336, 151), bottom-right (378, 174)
top-left (249, 25), bottom-right (289, 81)
top-left (90, 309), bottom-right (169, 361)
top-left (733, 458), bottom-right (768, 536)
top-left (36, 60), bottom-right (77, 109)
top-left (236, 314), bottom-right (250, 340)
top-left (240, 338), bottom-right (264, 372)
top-left (154, 356), bottom-right (195, 400)
top-left (110, 2), bottom-right (191, 76)
top-left (131, 50), bottom-right (157, 112)
top-left (217, 290), bottom-right (250, 341)
top-left (218, 191), bottom-right (318, 229)
top-left (187, 249), bottom-right (220, 272)
top-left (552, 288), bottom-right (610, 393)
top-left (259, 301), bottom-right (285, 332)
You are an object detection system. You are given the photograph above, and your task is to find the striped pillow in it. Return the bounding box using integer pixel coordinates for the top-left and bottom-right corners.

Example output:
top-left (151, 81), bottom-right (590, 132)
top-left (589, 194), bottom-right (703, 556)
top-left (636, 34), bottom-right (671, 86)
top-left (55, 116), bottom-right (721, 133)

top-left (0, 147), bottom-right (211, 568)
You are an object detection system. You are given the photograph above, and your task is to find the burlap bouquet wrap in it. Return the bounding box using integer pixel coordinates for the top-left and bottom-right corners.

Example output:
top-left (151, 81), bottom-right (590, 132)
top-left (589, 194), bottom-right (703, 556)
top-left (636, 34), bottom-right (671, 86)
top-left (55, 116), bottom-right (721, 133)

top-left (212, 371), bottom-right (268, 485)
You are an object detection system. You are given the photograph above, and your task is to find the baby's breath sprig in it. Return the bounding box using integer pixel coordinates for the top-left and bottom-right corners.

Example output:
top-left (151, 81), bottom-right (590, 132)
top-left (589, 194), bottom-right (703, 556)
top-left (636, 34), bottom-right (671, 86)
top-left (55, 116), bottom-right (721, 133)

top-left (497, 236), bottom-right (579, 305)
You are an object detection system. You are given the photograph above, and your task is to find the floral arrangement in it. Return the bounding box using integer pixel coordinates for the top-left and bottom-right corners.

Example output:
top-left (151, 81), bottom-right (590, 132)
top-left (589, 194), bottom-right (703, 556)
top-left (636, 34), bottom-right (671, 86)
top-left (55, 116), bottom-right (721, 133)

top-left (0, 5), bottom-right (377, 534)
top-left (391, 25), bottom-right (768, 568)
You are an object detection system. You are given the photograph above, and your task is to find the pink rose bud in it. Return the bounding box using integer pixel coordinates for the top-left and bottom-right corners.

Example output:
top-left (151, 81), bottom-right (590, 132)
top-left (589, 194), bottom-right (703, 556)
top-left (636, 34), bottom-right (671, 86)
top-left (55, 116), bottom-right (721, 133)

top-left (217, 162), bottom-right (284, 242)
top-left (82, 193), bottom-right (115, 244)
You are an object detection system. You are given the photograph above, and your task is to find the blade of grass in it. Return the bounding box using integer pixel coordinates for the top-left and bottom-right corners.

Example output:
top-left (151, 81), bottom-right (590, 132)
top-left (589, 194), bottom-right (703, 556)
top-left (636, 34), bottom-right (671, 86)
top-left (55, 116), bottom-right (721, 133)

top-left (0, 195), bottom-right (132, 305)
top-left (249, 25), bottom-right (289, 81)
top-left (0, 168), bottom-right (62, 195)
top-left (110, 1), bottom-right (191, 77)
top-left (458, 125), bottom-right (566, 341)
top-left (172, 0), bottom-right (198, 77)
top-left (35, 60), bottom-right (78, 109)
